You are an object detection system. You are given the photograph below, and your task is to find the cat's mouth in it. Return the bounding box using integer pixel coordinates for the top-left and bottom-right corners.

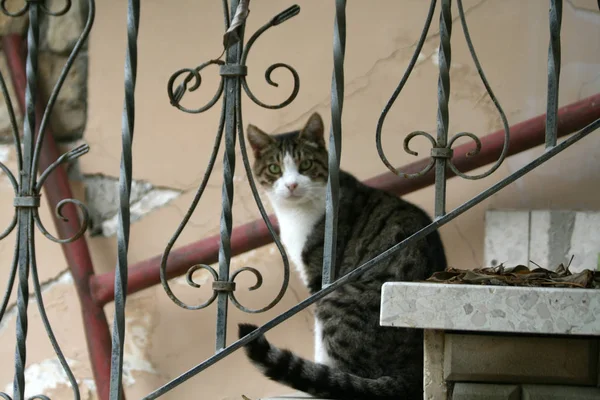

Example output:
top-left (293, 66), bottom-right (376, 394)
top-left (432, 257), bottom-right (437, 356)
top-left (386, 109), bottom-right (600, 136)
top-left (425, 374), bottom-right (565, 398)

top-left (276, 191), bottom-right (307, 203)
top-left (282, 192), bottom-right (304, 200)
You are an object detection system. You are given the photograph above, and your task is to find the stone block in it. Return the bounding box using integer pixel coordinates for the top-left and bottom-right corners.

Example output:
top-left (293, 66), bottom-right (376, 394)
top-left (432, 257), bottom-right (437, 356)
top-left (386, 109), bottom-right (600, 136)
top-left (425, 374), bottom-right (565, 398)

top-left (0, 52), bottom-right (88, 144)
top-left (0, 53), bottom-right (23, 144)
top-left (444, 333), bottom-right (598, 385)
top-left (380, 282), bottom-right (600, 335)
top-left (38, 51), bottom-right (88, 140)
top-left (42, 0), bottom-right (88, 54)
top-left (521, 384), bottom-right (600, 400)
top-left (452, 383), bottom-right (520, 400)
top-left (0, 0), bottom-right (29, 37)
top-left (485, 210), bottom-right (600, 272)
top-left (484, 210), bottom-right (530, 267)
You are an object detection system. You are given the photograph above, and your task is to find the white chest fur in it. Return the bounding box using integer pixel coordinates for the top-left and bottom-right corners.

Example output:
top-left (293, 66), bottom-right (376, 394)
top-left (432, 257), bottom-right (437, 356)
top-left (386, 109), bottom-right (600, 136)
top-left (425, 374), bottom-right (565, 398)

top-left (274, 204), bottom-right (323, 286)
top-left (266, 152), bottom-right (326, 286)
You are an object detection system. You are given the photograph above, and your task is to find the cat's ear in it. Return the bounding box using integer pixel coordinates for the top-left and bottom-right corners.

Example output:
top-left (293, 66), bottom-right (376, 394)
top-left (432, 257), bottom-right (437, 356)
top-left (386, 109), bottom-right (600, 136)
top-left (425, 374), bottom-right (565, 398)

top-left (247, 124), bottom-right (274, 157)
top-left (299, 112), bottom-right (325, 147)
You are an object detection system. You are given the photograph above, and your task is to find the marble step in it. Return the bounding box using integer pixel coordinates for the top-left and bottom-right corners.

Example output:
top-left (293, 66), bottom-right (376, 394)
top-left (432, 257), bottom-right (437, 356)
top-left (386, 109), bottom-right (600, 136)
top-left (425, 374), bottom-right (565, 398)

top-left (380, 282), bottom-right (600, 335)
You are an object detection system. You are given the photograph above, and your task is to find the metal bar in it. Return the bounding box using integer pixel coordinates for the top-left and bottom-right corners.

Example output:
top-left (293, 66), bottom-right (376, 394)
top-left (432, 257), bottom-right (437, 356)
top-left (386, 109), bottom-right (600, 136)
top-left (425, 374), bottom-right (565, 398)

top-left (322, 0), bottom-right (346, 288)
top-left (142, 116), bottom-right (599, 399)
top-left (11, 3), bottom-right (40, 398)
top-left (215, 0), bottom-right (242, 351)
top-left (545, 0), bottom-right (563, 148)
top-left (3, 33), bottom-right (118, 400)
top-left (89, 92), bottom-right (600, 306)
top-left (109, 0), bottom-right (140, 398)
top-left (434, 0), bottom-right (452, 218)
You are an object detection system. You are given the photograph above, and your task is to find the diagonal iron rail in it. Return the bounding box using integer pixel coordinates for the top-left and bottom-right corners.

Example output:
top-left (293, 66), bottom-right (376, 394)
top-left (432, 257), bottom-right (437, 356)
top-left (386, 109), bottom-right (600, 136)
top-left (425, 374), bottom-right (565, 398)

top-left (89, 92), bottom-right (600, 307)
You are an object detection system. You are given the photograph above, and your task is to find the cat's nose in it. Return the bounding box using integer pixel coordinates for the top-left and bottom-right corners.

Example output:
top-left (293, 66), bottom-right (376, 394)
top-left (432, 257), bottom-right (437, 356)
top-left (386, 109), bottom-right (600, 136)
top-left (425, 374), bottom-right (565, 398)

top-left (286, 182), bottom-right (298, 192)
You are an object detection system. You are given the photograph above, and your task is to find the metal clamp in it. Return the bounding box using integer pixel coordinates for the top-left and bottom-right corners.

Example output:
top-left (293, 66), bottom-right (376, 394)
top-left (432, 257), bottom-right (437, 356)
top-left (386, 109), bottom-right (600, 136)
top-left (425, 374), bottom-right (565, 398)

top-left (14, 196), bottom-right (41, 208)
top-left (212, 281), bottom-right (236, 292)
top-left (431, 147), bottom-right (453, 159)
top-left (219, 64), bottom-right (247, 77)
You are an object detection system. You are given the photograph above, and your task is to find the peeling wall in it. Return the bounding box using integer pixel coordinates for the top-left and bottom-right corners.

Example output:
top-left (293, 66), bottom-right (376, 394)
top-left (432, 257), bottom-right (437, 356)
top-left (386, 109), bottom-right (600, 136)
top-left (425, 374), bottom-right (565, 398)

top-left (0, 1), bottom-right (599, 400)
top-left (83, 174), bottom-right (181, 237)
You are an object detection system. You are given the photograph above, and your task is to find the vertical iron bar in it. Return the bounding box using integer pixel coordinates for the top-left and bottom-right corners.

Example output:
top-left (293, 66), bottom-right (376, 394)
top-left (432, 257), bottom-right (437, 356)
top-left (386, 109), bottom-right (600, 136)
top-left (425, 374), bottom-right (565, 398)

top-left (13, 223), bottom-right (29, 400)
top-left (216, 0), bottom-right (242, 351)
top-left (322, 0), bottom-right (346, 288)
top-left (110, 0), bottom-right (140, 398)
top-left (12, 3), bottom-right (40, 399)
top-left (545, 0), bottom-right (562, 148)
top-left (434, 0), bottom-right (452, 218)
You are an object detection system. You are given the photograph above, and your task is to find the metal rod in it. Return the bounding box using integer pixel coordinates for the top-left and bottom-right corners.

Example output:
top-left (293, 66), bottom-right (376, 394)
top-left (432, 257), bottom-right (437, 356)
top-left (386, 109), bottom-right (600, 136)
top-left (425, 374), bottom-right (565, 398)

top-left (109, 0), bottom-right (140, 398)
top-left (142, 116), bottom-right (599, 399)
top-left (3, 33), bottom-right (119, 400)
top-left (12, 3), bottom-right (40, 398)
top-left (214, 0), bottom-right (242, 351)
top-left (322, 0), bottom-right (346, 288)
top-left (434, 0), bottom-right (452, 218)
top-left (89, 92), bottom-right (600, 306)
top-left (545, 0), bottom-right (563, 148)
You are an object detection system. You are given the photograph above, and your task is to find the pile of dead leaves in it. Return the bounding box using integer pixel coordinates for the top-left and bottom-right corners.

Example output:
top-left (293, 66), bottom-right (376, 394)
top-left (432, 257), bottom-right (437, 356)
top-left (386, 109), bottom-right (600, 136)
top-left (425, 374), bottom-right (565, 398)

top-left (426, 262), bottom-right (600, 289)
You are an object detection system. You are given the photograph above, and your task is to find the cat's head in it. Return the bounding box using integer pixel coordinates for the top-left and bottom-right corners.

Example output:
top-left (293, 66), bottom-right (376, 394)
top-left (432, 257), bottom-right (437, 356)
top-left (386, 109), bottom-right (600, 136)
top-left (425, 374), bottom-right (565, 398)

top-left (247, 112), bottom-right (328, 207)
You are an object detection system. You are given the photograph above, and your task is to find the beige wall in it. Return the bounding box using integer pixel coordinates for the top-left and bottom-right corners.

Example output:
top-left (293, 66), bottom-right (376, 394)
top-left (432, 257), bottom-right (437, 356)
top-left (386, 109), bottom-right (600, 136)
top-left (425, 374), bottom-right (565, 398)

top-left (0, 1), bottom-right (599, 399)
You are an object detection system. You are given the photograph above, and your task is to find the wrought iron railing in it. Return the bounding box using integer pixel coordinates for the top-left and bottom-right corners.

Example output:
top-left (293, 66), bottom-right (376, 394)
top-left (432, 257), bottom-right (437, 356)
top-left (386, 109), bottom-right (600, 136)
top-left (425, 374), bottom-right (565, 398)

top-left (0, 1), bottom-right (95, 399)
top-left (0, 0), bottom-right (598, 399)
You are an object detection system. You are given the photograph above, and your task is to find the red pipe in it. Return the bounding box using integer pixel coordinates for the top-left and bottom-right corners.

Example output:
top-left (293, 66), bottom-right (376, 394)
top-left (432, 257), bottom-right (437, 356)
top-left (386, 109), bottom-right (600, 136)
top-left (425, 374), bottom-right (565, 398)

top-left (90, 93), bottom-right (600, 306)
top-left (2, 34), bottom-right (119, 400)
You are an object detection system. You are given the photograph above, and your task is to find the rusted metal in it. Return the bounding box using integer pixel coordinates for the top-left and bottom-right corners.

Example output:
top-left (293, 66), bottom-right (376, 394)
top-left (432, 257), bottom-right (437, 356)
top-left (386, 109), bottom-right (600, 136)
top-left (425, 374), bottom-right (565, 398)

top-left (89, 92), bottom-right (600, 307)
top-left (3, 34), bottom-right (120, 400)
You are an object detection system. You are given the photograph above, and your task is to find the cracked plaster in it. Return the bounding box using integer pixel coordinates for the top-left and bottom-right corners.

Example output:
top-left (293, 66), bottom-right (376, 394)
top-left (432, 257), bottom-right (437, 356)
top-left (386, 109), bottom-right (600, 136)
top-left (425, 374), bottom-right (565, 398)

top-left (83, 174), bottom-right (182, 237)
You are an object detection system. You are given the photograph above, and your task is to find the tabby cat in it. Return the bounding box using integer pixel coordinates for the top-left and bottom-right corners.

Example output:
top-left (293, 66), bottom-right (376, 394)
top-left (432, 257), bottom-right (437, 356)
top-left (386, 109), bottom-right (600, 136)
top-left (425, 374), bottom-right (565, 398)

top-left (238, 113), bottom-right (447, 400)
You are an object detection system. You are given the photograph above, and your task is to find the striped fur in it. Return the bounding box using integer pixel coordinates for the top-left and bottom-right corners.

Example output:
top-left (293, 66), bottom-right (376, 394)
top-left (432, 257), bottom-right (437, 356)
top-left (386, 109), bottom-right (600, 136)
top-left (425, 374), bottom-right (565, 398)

top-left (239, 323), bottom-right (414, 400)
top-left (242, 113), bottom-right (447, 399)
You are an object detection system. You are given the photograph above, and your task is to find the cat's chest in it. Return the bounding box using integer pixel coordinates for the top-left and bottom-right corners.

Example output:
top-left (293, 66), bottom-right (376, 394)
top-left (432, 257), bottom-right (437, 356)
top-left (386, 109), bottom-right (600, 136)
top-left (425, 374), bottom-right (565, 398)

top-left (276, 207), bottom-right (323, 286)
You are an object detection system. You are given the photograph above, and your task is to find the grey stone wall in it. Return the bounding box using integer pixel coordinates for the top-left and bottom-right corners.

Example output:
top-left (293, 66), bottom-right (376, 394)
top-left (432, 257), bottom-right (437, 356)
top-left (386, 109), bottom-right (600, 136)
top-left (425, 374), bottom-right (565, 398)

top-left (0, 0), bottom-right (88, 143)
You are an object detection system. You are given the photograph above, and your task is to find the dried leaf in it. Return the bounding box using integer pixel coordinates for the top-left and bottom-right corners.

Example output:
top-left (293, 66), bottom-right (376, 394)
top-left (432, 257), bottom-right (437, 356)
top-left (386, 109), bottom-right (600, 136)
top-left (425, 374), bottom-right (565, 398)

top-left (223, 0), bottom-right (251, 49)
top-left (425, 261), bottom-right (599, 289)
top-left (510, 265), bottom-right (531, 274)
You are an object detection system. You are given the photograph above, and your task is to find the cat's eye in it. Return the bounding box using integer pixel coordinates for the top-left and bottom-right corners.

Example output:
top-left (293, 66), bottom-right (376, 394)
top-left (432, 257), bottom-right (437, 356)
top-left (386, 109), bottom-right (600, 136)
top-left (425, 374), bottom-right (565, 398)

top-left (268, 164), bottom-right (281, 174)
top-left (299, 159), bottom-right (313, 171)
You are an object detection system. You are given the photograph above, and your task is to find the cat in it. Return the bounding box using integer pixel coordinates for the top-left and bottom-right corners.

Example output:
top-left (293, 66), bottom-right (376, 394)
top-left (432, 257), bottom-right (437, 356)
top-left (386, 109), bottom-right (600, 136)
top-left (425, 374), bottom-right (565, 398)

top-left (238, 112), bottom-right (447, 400)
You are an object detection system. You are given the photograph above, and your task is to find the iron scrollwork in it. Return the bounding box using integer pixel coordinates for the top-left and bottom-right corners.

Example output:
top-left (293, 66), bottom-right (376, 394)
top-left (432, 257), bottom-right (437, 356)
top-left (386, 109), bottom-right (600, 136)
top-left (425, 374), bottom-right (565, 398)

top-left (160, 1), bottom-right (300, 349)
top-left (376, 0), bottom-right (510, 216)
top-left (0, 0), bottom-right (95, 399)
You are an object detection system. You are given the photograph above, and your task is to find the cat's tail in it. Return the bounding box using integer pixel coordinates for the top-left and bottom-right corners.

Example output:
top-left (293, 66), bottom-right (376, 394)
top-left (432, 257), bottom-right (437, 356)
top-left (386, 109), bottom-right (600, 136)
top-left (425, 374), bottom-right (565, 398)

top-left (238, 324), bottom-right (413, 400)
